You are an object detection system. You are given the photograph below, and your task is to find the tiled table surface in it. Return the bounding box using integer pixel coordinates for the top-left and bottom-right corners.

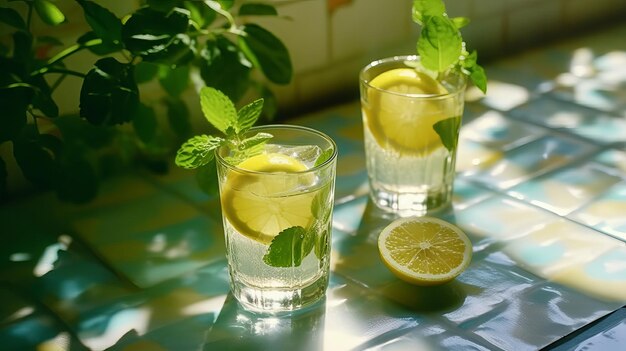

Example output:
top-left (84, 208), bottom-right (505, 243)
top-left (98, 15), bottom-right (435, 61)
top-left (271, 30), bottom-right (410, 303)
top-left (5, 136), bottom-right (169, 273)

top-left (2, 23), bottom-right (626, 351)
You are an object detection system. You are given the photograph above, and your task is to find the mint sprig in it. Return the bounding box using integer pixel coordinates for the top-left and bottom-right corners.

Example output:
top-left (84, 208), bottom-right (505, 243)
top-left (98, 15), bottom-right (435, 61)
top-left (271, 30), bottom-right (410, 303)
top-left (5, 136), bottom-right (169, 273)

top-left (263, 150), bottom-right (334, 268)
top-left (175, 87), bottom-right (268, 180)
top-left (413, 0), bottom-right (487, 93)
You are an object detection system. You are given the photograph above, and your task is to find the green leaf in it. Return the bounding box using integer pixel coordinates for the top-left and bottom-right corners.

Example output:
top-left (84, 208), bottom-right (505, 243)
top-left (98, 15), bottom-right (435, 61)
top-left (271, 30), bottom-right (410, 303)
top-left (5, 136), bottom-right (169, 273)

top-left (311, 184), bottom-right (332, 220)
top-left (158, 65), bottom-right (189, 96)
top-left (195, 161), bottom-right (218, 195)
top-left (122, 7), bottom-right (195, 66)
top-left (0, 7), bottom-right (26, 30)
top-left (314, 229), bottom-right (328, 261)
top-left (451, 17), bottom-right (470, 29)
top-left (412, 0), bottom-right (445, 25)
top-left (314, 148), bottom-right (334, 167)
top-left (77, 31), bottom-right (121, 55)
top-left (0, 86), bottom-right (32, 143)
top-left (79, 57), bottom-right (139, 125)
top-left (34, 0), bottom-right (65, 26)
top-left (175, 134), bottom-right (224, 169)
top-left (134, 61), bottom-right (159, 83)
top-left (239, 24), bottom-right (292, 85)
top-left (199, 86), bottom-right (237, 134)
top-left (165, 97), bottom-right (191, 138)
top-left (133, 103), bottom-right (157, 143)
top-left (184, 1), bottom-right (216, 28)
top-left (263, 226), bottom-right (314, 267)
top-left (417, 15), bottom-right (462, 73)
top-left (433, 116), bottom-right (461, 153)
top-left (239, 132), bottom-right (272, 150)
top-left (206, 0), bottom-right (234, 10)
top-left (236, 98), bottom-right (263, 133)
top-left (463, 51), bottom-right (487, 93)
top-left (200, 37), bottom-right (252, 102)
top-left (29, 75), bottom-right (58, 118)
top-left (77, 0), bottom-right (122, 45)
top-left (239, 3), bottom-right (278, 16)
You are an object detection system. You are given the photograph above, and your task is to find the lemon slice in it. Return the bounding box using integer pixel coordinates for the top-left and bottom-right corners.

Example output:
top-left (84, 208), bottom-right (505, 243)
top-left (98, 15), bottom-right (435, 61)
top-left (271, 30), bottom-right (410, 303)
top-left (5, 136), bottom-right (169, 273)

top-left (378, 216), bottom-right (472, 285)
top-left (365, 68), bottom-right (450, 155)
top-left (221, 153), bottom-right (316, 245)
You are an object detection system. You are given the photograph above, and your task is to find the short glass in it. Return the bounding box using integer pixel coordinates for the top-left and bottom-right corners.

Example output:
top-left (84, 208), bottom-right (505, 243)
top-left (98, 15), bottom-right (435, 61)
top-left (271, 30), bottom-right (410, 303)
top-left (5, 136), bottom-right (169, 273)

top-left (359, 55), bottom-right (466, 216)
top-left (216, 124), bottom-right (337, 312)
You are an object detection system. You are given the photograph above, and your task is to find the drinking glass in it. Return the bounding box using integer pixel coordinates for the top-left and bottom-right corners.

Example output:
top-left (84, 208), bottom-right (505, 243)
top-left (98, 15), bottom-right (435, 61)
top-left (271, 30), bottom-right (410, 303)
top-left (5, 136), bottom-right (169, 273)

top-left (359, 55), bottom-right (466, 216)
top-left (215, 125), bottom-right (337, 312)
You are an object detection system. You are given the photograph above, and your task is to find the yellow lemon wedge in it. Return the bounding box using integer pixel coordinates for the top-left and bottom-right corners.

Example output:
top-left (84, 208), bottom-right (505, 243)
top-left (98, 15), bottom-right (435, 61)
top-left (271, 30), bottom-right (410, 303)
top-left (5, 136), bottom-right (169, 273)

top-left (221, 153), bottom-right (317, 245)
top-left (378, 216), bottom-right (472, 286)
top-left (364, 68), bottom-right (450, 155)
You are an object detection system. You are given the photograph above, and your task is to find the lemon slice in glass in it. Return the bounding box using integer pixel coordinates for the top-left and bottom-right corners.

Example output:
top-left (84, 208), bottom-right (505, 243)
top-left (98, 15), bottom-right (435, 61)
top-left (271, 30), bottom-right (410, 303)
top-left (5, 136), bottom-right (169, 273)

top-left (378, 216), bottom-right (472, 285)
top-left (365, 68), bottom-right (449, 155)
top-left (221, 153), bottom-right (316, 245)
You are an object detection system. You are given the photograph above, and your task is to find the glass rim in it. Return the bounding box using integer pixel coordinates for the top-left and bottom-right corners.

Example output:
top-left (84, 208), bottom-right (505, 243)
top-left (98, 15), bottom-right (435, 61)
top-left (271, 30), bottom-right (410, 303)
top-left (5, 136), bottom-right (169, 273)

top-left (360, 55), bottom-right (467, 99)
top-left (215, 124), bottom-right (338, 175)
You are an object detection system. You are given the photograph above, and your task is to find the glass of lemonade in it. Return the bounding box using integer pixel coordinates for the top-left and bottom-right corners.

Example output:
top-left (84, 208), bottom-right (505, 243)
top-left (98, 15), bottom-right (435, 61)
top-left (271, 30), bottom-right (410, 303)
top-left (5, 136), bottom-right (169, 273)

top-left (360, 55), bottom-right (466, 216)
top-left (215, 125), bottom-right (337, 312)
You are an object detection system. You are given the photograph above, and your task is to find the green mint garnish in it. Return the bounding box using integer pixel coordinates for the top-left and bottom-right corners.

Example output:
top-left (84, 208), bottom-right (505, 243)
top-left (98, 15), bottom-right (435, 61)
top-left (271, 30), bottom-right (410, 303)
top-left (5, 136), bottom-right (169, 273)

top-left (175, 87), bottom-right (269, 182)
top-left (314, 148), bottom-right (334, 167)
top-left (413, 0), bottom-right (487, 93)
top-left (263, 226), bottom-right (315, 267)
top-left (433, 116), bottom-right (462, 153)
top-left (263, 152), bottom-right (334, 268)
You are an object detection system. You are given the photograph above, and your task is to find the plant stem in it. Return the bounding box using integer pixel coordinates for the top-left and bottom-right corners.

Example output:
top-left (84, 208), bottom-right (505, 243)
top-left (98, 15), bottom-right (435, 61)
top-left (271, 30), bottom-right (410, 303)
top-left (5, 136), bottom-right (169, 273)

top-left (204, 0), bottom-right (238, 33)
top-left (46, 38), bottom-right (103, 67)
top-left (50, 74), bottom-right (67, 92)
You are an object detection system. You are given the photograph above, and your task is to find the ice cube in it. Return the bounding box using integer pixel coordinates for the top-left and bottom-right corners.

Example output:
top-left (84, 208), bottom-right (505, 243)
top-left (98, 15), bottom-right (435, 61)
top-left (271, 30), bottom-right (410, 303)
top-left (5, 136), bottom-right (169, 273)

top-left (265, 144), bottom-right (322, 167)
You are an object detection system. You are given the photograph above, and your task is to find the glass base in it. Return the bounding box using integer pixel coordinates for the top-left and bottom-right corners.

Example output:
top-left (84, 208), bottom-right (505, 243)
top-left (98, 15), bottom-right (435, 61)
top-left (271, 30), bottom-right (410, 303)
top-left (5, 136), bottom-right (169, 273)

top-left (231, 274), bottom-right (328, 313)
top-left (370, 183), bottom-right (453, 217)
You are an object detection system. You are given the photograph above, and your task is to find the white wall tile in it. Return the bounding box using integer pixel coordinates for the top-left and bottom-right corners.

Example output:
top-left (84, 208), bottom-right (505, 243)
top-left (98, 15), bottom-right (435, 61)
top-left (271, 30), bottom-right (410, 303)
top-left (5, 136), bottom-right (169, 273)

top-left (331, 0), bottom-right (414, 61)
top-left (252, 0), bottom-right (329, 73)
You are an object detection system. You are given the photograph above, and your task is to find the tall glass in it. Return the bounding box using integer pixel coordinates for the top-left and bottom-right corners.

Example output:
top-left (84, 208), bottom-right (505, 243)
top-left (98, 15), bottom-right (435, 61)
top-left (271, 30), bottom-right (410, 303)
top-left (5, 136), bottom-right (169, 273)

top-left (359, 55), bottom-right (466, 216)
top-left (215, 125), bottom-right (337, 312)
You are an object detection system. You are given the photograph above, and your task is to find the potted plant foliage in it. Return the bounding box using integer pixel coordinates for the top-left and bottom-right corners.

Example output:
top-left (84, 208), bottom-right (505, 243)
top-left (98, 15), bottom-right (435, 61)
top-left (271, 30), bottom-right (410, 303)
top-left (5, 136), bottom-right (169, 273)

top-left (0, 0), bottom-right (292, 203)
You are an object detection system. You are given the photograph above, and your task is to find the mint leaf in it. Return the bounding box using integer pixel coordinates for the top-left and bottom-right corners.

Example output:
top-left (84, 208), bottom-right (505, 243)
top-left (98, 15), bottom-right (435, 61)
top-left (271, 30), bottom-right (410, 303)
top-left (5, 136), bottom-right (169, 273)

top-left (236, 98), bottom-right (264, 133)
top-left (200, 86), bottom-right (237, 134)
top-left (433, 116), bottom-right (461, 153)
top-left (314, 148), bottom-right (334, 167)
top-left (311, 184), bottom-right (332, 221)
top-left (314, 229), bottom-right (328, 261)
top-left (413, 0), bottom-right (487, 93)
top-left (239, 132), bottom-right (273, 150)
top-left (412, 0), bottom-right (445, 25)
top-left (263, 226), bottom-right (314, 267)
top-left (451, 17), bottom-right (469, 29)
top-left (223, 133), bottom-right (271, 165)
top-left (462, 51), bottom-right (487, 93)
top-left (417, 15), bottom-right (462, 73)
top-left (175, 134), bottom-right (224, 169)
